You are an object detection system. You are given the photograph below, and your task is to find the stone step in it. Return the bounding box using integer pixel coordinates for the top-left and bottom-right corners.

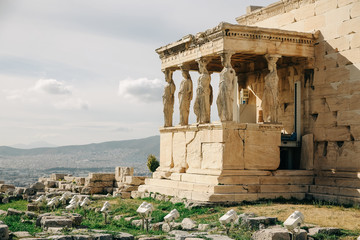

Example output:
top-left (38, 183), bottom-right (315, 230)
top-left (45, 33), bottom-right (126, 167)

top-left (259, 176), bottom-right (313, 185)
top-left (144, 178), bottom-right (310, 194)
top-left (167, 172), bottom-right (313, 185)
top-left (315, 177), bottom-right (360, 188)
top-left (138, 184), bottom-right (306, 202)
top-left (308, 193), bottom-right (360, 205)
top-left (260, 184), bottom-right (309, 193)
top-left (272, 170), bottom-right (314, 176)
top-left (310, 185), bottom-right (360, 198)
top-left (318, 171), bottom-right (360, 178)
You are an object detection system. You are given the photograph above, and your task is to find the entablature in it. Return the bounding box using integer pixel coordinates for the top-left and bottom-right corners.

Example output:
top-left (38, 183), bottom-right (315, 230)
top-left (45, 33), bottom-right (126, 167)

top-left (156, 22), bottom-right (318, 72)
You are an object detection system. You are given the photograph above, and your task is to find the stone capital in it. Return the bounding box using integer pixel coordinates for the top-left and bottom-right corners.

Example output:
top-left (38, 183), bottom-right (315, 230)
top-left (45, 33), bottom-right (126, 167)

top-left (195, 56), bottom-right (212, 64)
top-left (179, 63), bottom-right (190, 72)
top-left (218, 51), bottom-right (234, 68)
top-left (265, 54), bottom-right (281, 61)
top-left (196, 57), bottom-right (211, 74)
top-left (265, 54), bottom-right (281, 72)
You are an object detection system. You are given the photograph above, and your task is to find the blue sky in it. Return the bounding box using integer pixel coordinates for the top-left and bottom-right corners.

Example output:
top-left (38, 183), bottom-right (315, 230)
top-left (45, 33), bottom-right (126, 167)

top-left (0, 0), bottom-right (274, 147)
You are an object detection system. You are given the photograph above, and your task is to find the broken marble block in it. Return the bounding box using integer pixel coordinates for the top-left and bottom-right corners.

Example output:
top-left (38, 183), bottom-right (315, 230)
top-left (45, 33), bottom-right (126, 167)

top-left (115, 167), bottom-right (134, 182)
top-left (40, 216), bottom-right (73, 229)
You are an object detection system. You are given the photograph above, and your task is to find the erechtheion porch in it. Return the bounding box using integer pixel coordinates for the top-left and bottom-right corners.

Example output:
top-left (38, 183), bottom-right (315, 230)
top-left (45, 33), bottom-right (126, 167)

top-left (137, 22), bottom-right (319, 202)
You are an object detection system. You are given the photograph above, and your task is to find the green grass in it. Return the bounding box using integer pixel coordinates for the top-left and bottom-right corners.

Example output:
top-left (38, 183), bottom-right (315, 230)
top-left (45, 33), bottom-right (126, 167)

top-left (0, 200), bottom-right (42, 235)
top-left (228, 225), bottom-right (253, 240)
top-left (312, 229), bottom-right (360, 240)
top-left (75, 208), bottom-right (163, 236)
top-left (0, 197), bottom-right (359, 239)
top-left (0, 199), bottom-right (28, 211)
top-left (0, 215), bottom-right (42, 235)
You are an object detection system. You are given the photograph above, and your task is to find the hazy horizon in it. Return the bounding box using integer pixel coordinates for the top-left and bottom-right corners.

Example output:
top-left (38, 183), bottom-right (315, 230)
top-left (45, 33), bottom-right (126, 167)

top-left (2, 135), bottom-right (160, 149)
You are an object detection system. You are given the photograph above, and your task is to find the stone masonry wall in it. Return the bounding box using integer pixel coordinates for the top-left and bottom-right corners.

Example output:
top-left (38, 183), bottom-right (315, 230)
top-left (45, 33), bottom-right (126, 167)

top-left (237, 0), bottom-right (360, 204)
top-left (238, 0), bottom-right (360, 172)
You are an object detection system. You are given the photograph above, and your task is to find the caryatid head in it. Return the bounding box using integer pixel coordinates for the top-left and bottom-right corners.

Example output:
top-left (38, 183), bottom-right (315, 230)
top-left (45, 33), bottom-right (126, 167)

top-left (180, 64), bottom-right (191, 79)
top-left (164, 69), bottom-right (174, 83)
top-left (196, 57), bottom-right (210, 74)
top-left (265, 54), bottom-right (281, 72)
top-left (220, 51), bottom-right (233, 68)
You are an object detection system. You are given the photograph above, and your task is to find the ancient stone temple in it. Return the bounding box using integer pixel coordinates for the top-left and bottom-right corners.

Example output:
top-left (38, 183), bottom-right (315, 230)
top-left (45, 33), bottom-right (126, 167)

top-left (137, 0), bottom-right (360, 205)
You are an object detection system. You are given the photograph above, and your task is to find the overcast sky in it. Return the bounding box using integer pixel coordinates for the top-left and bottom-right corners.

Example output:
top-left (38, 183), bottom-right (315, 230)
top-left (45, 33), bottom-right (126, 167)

top-left (0, 0), bottom-right (274, 147)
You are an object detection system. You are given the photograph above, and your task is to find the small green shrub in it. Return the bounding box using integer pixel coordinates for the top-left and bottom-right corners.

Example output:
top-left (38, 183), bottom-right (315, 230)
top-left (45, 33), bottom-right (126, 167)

top-left (147, 154), bottom-right (159, 173)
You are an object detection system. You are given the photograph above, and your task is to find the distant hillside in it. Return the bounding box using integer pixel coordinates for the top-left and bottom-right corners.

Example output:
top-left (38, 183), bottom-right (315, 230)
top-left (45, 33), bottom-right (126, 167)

top-left (0, 136), bottom-right (160, 186)
top-left (0, 136), bottom-right (160, 159)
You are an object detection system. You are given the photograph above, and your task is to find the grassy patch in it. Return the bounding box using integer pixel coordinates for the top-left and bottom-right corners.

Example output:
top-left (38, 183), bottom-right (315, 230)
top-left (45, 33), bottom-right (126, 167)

top-left (0, 199), bottom-right (28, 211)
top-left (228, 225), bottom-right (253, 240)
top-left (77, 209), bottom-right (163, 236)
top-left (312, 229), bottom-right (360, 240)
top-left (0, 215), bottom-right (41, 235)
top-left (0, 197), bottom-right (359, 239)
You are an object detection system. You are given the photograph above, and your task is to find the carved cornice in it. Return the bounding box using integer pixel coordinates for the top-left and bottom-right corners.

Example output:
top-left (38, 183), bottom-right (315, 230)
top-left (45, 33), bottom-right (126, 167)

top-left (156, 22), bottom-right (317, 61)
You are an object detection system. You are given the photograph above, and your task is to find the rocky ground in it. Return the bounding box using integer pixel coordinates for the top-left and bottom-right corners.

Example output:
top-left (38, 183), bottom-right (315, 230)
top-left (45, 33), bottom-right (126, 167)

top-left (0, 172), bottom-right (360, 240)
top-left (1, 191), bottom-right (359, 240)
top-left (0, 202), bottom-right (353, 240)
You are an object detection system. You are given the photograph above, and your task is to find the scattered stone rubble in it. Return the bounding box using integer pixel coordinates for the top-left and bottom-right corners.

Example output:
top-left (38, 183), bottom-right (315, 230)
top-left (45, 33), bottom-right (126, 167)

top-left (36, 167), bottom-right (145, 197)
top-left (0, 167), bottom-right (145, 207)
top-left (1, 168), bottom-right (359, 240)
top-left (0, 192), bottom-right (359, 240)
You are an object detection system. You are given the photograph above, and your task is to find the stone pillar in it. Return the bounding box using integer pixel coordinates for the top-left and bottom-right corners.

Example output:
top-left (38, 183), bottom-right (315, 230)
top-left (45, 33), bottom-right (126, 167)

top-left (194, 57), bottom-right (212, 124)
top-left (262, 54), bottom-right (281, 123)
top-left (216, 51), bottom-right (236, 122)
top-left (162, 69), bottom-right (176, 127)
top-left (178, 64), bottom-right (193, 126)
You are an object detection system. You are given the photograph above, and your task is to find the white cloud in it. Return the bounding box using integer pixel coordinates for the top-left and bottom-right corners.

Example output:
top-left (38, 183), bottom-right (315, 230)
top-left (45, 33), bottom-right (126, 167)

top-left (32, 79), bottom-right (72, 95)
top-left (118, 77), bottom-right (164, 102)
top-left (4, 78), bottom-right (88, 110)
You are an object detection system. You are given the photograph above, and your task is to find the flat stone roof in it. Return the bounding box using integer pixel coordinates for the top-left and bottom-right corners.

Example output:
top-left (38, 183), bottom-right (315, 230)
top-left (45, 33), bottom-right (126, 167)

top-left (156, 22), bottom-right (318, 72)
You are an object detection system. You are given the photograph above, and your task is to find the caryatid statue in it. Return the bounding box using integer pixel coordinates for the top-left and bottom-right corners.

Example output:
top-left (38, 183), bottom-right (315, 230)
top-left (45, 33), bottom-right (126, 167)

top-left (262, 54), bottom-right (281, 123)
top-left (217, 51), bottom-right (236, 122)
top-left (178, 65), bottom-right (193, 126)
top-left (162, 69), bottom-right (176, 127)
top-left (194, 57), bottom-right (213, 124)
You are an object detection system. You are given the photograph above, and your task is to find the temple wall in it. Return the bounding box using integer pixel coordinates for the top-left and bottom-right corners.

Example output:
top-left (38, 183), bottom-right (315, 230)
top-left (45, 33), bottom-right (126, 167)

top-left (238, 0), bottom-right (360, 172)
top-left (237, 0), bottom-right (360, 204)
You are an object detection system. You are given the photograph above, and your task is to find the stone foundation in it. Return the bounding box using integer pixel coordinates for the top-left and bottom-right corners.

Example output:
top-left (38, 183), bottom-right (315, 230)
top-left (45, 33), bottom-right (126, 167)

top-left (137, 170), bottom-right (313, 202)
top-left (308, 170), bottom-right (360, 205)
top-left (137, 122), bottom-right (315, 202)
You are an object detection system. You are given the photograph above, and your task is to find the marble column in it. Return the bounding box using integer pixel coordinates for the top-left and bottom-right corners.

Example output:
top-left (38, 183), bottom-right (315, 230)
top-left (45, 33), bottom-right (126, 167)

top-left (178, 64), bottom-right (193, 126)
top-left (262, 54), bottom-right (281, 123)
top-left (194, 57), bottom-right (212, 124)
top-left (216, 51), bottom-right (236, 122)
top-left (162, 68), bottom-right (176, 127)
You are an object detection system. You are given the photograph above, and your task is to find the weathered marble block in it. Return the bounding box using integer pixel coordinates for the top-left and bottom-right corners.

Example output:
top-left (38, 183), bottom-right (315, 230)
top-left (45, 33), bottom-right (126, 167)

top-left (115, 167), bottom-right (134, 182)
top-left (158, 122), bottom-right (281, 175)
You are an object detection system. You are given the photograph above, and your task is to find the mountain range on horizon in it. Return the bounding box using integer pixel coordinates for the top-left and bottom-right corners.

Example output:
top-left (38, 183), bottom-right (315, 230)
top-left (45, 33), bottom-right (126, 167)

top-left (10, 141), bottom-right (58, 149)
top-left (0, 135), bottom-right (160, 154)
top-left (0, 135), bottom-right (160, 187)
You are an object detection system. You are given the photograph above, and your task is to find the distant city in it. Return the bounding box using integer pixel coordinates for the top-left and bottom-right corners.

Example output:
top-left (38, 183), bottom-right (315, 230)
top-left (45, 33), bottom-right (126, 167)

top-left (0, 136), bottom-right (159, 187)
